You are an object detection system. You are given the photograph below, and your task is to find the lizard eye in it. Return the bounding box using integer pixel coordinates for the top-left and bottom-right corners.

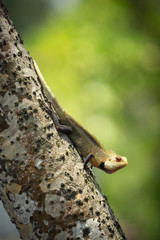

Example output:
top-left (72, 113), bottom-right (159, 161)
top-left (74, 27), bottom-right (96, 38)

top-left (99, 162), bottom-right (105, 170)
top-left (116, 156), bottom-right (121, 162)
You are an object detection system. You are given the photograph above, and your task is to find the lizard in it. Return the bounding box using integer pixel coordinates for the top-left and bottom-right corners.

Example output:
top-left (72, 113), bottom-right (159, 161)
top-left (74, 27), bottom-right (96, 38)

top-left (33, 60), bottom-right (128, 174)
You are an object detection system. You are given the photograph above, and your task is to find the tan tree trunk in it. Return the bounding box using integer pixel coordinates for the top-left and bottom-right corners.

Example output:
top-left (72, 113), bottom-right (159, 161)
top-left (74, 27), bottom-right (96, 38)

top-left (0, 1), bottom-right (126, 239)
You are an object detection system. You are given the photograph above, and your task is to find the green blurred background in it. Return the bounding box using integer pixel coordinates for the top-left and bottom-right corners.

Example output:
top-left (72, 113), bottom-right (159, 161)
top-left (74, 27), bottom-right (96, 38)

top-left (1, 0), bottom-right (160, 239)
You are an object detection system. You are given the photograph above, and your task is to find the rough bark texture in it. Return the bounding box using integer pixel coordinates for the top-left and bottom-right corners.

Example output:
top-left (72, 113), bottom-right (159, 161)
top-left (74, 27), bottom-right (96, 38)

top-left (0, 1), bottom-right (126, 239)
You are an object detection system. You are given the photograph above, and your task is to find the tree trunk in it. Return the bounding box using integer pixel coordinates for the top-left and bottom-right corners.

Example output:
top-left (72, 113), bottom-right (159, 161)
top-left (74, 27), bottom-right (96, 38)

top-left (0, 1), bottom-right (126, 239)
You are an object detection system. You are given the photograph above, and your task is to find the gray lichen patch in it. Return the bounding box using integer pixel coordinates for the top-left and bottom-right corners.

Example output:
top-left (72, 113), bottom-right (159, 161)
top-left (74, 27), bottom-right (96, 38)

top-left (13, 192), bottom-right (39, 224)
top-left (54, 230), bottom-right (70, 240)
top-left (0, 92), bottom-right (19, 110)
top-left (45, 193), bottom-right (66, 218)
top-left (35, 158), bottom-right (44, 170)
top-left (72, 219), bottom-right (108, 240)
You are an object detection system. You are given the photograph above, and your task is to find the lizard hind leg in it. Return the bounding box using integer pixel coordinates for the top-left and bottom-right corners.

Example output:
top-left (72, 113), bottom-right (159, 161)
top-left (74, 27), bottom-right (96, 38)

top-left (57, 123), bottom-right (72, 135)
top-left (46, 106), bottom-right (72, 135)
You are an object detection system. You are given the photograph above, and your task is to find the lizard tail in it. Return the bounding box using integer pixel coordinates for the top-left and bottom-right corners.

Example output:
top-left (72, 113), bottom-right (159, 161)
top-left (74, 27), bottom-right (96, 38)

top-left (33, 59), bottom-right (66, 120)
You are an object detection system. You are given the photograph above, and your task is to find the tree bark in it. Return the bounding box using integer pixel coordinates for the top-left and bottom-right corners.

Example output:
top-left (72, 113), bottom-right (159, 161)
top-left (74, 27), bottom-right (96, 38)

top-left (0, 1), bottom-right (126, 239)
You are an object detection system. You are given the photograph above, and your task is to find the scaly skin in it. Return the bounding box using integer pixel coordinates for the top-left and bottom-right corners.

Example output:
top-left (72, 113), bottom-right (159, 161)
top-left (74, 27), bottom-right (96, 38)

top-left (33, 60), bottom-right (128, 174)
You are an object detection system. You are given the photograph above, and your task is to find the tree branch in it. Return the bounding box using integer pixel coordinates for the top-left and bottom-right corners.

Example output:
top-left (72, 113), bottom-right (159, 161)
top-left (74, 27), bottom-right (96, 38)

top-left (0, 1), bottom-right (126, 239)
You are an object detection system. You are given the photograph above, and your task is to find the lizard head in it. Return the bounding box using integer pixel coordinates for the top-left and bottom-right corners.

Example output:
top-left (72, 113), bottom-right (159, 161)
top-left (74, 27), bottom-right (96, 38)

top-left (99, 152), bottom-right (128, 174)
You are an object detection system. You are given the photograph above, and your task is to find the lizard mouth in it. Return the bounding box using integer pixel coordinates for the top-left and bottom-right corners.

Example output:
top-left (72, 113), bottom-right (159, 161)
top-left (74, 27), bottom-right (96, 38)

top-left (99, 162), bottom-right (117, 174)
top-left (103, 165), bottom-right (126, 174)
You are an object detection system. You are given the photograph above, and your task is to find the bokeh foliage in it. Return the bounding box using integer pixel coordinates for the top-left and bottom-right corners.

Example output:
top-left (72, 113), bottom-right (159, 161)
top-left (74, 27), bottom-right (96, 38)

top-left (3, 0), bottom-right (160, 239)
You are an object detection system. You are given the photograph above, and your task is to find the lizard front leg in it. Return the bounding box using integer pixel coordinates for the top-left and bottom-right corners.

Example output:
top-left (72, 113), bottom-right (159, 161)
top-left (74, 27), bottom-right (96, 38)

top-left (84, 153), bottom-right (94, 169)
